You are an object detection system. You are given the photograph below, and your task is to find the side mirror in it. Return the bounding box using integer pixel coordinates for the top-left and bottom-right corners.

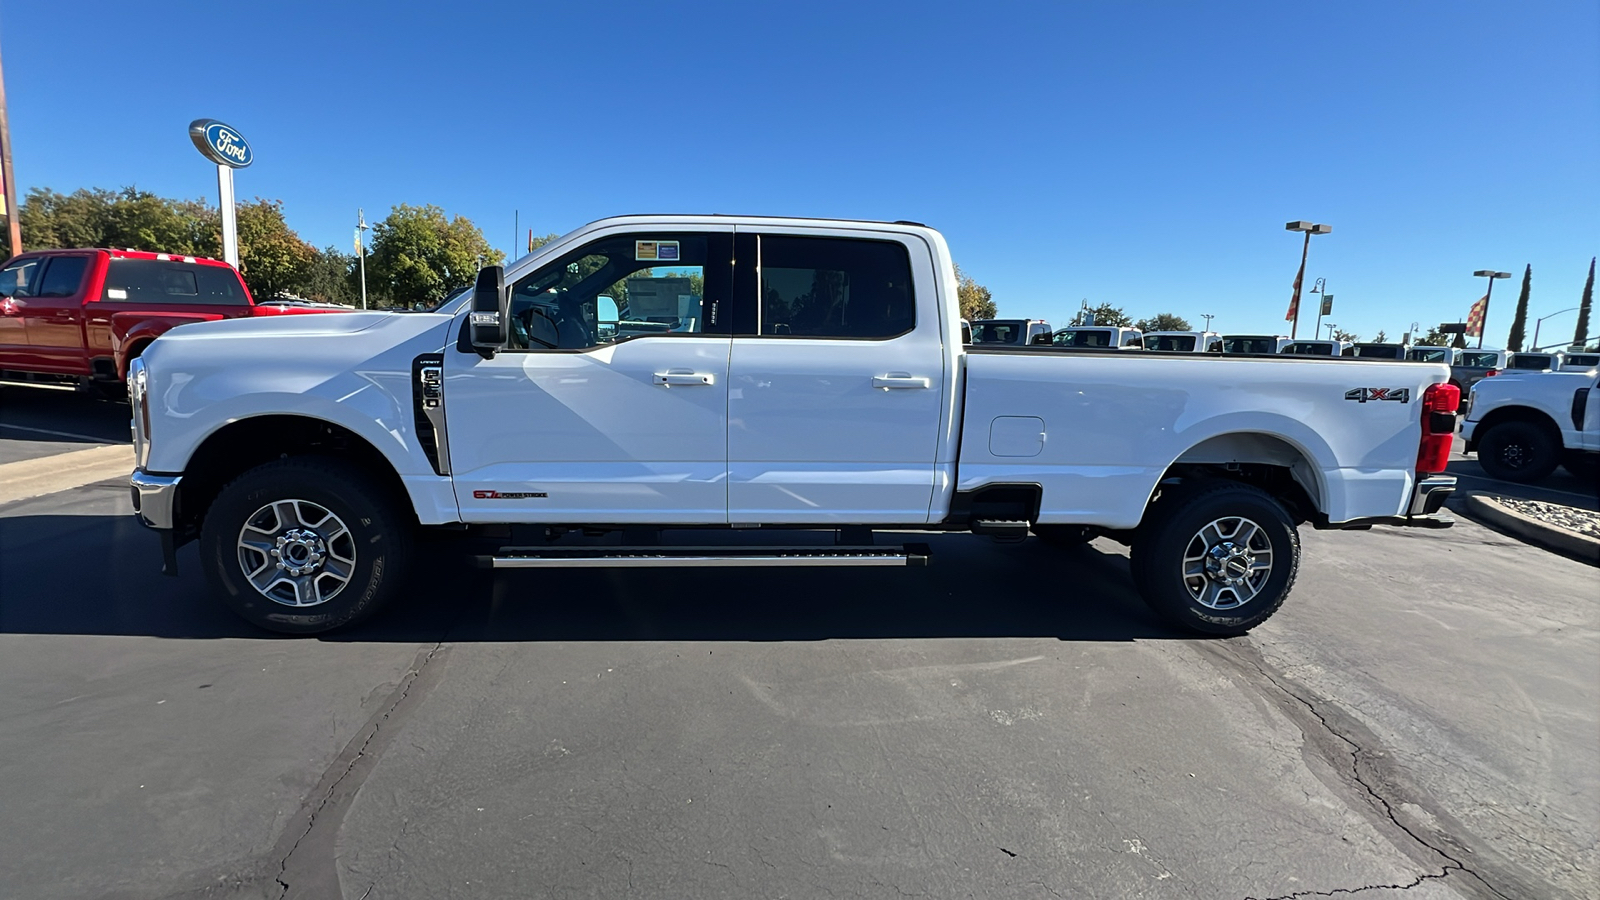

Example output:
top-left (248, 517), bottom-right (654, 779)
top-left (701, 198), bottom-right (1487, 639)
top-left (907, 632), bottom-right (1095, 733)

top-left (469, 265), bottom-right (508, 358)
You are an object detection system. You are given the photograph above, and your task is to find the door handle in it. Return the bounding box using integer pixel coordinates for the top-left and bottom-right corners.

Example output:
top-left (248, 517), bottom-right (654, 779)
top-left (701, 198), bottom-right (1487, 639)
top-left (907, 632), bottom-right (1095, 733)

top-left (654, 370), bottom-right (715, 386)
top-left (872, 374), bottom-right (931, 390)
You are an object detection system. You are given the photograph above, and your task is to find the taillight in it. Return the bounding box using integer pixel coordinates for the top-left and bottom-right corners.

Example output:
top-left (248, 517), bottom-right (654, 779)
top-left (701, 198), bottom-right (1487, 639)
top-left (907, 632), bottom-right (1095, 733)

top-left (1485, 368), bottom-right (1499, 377)
top-left (1417, 382), bottom-right (1460, 474)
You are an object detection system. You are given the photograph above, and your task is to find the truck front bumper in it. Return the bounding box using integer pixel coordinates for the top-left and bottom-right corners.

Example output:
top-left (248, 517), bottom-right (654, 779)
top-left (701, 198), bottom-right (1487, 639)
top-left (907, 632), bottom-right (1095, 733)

top-left (130, 469), bottom-right (181, 530)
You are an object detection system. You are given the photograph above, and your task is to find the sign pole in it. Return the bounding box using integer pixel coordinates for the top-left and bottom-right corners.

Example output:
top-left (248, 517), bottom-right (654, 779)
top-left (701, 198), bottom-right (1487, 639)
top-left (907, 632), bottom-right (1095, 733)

top-left (0, 46), bottom-right (22, 259)
top-left (217, 164), bottom-right (238, 269)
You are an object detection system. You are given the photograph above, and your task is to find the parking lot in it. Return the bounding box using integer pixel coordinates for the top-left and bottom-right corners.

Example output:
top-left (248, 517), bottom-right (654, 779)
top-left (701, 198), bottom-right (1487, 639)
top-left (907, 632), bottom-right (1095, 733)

top-left (0, 383), bottom-right (1595, 900)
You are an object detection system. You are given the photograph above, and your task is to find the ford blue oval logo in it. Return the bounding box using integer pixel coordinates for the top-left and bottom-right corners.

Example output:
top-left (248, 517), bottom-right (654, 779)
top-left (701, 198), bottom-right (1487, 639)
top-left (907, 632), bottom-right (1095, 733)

top-left (188, 119), bottom-right (253, 168)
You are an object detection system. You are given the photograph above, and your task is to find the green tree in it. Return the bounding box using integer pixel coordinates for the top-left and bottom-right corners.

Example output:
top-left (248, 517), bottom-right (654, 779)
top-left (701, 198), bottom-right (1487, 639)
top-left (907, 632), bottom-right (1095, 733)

top-left (1575, 257), bottom-right (1594, 348)
top-left (367, 204), bottom-right (505, 308)
top-left (234, 199), bottom-right (316, 300)
top-left (1135, 313), bottom-right (1192, 333)
top-left (20, 186), bottom-right (216, 254)
top-left (1373, 329), bottom-right (1388, 343)
top-left (1331, 328), bottom-right (1359, 342)
top-left (953, 263), bottom-right (997, 320)
top-left (1506, 264), bottom-right (1532, 351)
top-left (297, 247), bottom-right (359, 306)
top-left (1420, 326), bottom-right (1451, 346)
top-left (1074, 302), bottom-right (1131, 327)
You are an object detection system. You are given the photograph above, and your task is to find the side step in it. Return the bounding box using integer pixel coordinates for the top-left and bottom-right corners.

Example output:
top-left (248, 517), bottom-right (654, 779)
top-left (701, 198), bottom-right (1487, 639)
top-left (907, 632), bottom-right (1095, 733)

top-left (486, 544), bottom-right (929, 569)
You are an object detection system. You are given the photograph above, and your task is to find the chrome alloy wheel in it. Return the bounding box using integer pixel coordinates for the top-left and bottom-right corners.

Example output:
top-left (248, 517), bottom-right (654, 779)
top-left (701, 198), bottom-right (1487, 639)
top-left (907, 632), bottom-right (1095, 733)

top-left (1181, 516), bottom-right (1274, 610)
top-left (236, 499), bottom-right (356, 607)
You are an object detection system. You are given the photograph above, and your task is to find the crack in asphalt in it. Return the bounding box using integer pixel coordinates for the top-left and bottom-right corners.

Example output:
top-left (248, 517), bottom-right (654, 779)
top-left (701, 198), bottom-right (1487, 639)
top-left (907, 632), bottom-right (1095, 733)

top-left (1201, 641), bottom-right (1516, 900)
top-left (271, 642), bottom-right (448, 900)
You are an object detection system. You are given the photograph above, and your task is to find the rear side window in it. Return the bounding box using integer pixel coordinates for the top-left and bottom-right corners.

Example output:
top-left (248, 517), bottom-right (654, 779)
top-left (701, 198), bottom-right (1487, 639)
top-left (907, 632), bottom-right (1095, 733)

top-left (103, 259), bottom-right (247, 305)
top-left (1149, 335), bottom-right (1197, 352)
top-left (1054, 329), bottom-right (1112, 348)
top-left (756, 236), bottom-right (914, 339)
top-left (973, 323), bottom-right (1022, 344)
top-left (1459, 352), bottom-right (1498, 367)
top-left (37, 257), bottom-right (90, 297)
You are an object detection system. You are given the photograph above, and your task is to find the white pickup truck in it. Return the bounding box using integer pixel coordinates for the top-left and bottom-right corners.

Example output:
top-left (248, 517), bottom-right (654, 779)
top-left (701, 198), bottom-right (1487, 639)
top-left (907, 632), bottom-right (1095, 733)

top-left (128, 216), bottom-right (1460, 636)
top-left (1462, 370), bottom-right (1599, 482)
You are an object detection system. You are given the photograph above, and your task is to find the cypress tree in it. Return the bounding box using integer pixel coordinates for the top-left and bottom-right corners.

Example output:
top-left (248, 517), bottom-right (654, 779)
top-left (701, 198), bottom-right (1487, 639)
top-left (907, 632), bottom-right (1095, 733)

top-left (1506, 264), bottom-right (1532, 352)
top-left (1575, 257), bottom-right (1594, 348)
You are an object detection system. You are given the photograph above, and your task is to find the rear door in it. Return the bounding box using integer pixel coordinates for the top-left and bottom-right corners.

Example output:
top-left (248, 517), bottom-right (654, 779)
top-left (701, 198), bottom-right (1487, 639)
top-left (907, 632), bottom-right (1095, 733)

top-left (726, 229), bottom-right (946, 524)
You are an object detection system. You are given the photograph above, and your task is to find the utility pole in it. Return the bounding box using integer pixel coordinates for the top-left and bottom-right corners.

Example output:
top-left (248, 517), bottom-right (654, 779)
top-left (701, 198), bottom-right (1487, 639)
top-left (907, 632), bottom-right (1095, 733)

top-left (356, 209), bottom-right (371, 310)
top-left (0, 45), bottom-right (23, 258)
top-left (1201, 313), bottom-right (1214, 333)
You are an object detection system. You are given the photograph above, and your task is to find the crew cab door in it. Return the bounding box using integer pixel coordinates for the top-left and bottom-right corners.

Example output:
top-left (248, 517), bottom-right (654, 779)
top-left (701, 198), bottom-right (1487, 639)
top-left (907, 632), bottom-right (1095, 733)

top-left (727, 230), bottom-right (946, 524)
top-left (21, 254), bottom-right (95, 373)
top-left (445, 228), bottom-right (735, 523)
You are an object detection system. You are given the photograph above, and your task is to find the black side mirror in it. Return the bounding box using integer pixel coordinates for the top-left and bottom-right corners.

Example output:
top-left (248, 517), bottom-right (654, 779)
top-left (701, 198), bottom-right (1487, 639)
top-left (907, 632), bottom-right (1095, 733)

top-left (470, 265), bottom-right (507, 358)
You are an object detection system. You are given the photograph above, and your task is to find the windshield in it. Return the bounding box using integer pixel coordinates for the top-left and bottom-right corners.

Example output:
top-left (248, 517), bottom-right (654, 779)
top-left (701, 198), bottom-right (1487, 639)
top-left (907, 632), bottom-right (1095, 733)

top-left (973, 322), bottom-right (1026, 344)
top-left (1146, 335), bottom-right (1196, 352)
top-left (1284, 342), bottom-right (1333, 355)
top-left (1223, 337), bottom-right (1276, 354)
top-left (1459, 352), bottom-right (1499, 367)
top-left (1053, 329), bottom-right (1112, 348)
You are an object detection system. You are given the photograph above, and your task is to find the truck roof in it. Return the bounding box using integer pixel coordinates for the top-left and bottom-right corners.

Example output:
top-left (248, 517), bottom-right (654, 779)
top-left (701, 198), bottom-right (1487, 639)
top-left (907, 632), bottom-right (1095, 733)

top-left (17, 247), bottom-right (236, 268)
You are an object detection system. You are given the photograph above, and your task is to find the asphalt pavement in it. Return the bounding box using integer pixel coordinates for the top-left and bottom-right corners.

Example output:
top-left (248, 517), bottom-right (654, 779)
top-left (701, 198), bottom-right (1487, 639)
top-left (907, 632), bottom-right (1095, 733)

top-left (0, 385), bottom-right (1595, 900)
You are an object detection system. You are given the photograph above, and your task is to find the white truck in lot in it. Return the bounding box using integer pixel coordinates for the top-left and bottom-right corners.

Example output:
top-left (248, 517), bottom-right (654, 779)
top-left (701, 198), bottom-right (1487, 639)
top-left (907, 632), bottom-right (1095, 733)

top-left (1144, 331), bottom-right (1221, 353)
top-left (1462, 370), bottom-right (1600, 482)
top-left (128, 216), bottom-right (1461, 636)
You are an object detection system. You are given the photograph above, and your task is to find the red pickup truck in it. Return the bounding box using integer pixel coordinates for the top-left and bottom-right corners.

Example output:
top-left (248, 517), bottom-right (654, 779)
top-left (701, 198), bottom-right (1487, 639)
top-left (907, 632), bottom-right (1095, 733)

top-left (0, 248), bottom-right (345, 395)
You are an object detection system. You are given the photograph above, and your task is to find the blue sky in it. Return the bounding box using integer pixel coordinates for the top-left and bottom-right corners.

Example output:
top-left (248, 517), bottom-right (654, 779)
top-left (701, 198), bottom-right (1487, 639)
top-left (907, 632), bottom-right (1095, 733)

top-left (3, 0), bottom-right (1596, 345)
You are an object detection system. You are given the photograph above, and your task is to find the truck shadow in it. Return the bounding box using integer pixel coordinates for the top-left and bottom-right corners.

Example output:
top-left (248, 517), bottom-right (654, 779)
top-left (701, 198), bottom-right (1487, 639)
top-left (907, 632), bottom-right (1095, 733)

top-left (0, 515), bottom-right (1180, 642)
top-left (0, 384), bottom-right (133, 445)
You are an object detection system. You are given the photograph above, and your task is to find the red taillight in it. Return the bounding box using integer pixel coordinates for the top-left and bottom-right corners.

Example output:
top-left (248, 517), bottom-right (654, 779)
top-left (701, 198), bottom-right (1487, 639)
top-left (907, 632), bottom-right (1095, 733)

top-left (1417, 382), bottom-right (1460, 474)
top-left (1485, 368), bottom-right (1499, 377)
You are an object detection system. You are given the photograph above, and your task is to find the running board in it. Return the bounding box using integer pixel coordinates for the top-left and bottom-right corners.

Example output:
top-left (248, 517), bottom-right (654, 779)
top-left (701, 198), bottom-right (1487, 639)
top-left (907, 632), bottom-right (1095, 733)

top-left (486, 544), bottom-right (929, 569)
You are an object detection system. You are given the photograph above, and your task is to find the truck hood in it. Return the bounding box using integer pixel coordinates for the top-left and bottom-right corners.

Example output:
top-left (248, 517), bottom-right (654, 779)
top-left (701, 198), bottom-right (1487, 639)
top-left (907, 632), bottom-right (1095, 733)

top-left (159, 310), bottom-right (397, 340)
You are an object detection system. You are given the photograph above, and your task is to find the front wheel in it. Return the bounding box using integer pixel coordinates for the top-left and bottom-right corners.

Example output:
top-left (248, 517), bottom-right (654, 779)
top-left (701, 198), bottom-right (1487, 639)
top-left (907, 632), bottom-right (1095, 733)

top-left (200, 457), bottom-right (413, 634)
top-left (1476, 420), bottom-right (1559, 483)
top-left (1130, 482), bottom-right (1300, 636)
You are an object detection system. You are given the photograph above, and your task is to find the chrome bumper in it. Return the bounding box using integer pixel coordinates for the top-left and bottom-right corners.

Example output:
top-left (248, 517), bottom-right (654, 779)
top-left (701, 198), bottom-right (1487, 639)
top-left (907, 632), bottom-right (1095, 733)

top-left (129, 469), bottom-right (182, 530)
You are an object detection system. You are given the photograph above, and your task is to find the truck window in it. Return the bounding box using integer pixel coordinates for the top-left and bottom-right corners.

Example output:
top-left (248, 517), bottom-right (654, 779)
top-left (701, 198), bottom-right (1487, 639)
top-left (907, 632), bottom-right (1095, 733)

top-left (103, 259), bottom-right (248, 305)
top-left (1459, 352), bottom-right (1498, 367)
top-left (1148, 335), bottom-right (1196, 352)
top-left (0, 257), bottom-right (42, 297)
top-left (504, 233), bottom-right (726, 350)
top-left (756, 236), bottom-right (914, 339)
top-left (973, 323), bottom-right (1021, 344)
top-left (37, 257), bottom-right (90, 297)
top-left (1053, 329), bottom-right (1111, 348)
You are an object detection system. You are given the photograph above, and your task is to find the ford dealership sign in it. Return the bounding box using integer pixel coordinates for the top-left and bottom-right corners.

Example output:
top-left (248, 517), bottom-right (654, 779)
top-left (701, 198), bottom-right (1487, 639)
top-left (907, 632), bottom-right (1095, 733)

top-left (188, 119), bottom-right (253, 168)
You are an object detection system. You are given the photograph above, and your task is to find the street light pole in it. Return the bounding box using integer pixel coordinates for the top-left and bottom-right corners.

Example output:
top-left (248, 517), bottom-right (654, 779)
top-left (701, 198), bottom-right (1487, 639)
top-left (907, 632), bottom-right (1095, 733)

top-left (1530, 307), bottom-right (1580, 352)
top-left (1324, 322), bottom-right (1336, 341)
top-left (1471, 269), bottom-right (1512, 349)
top-left (1285, 221), bottom-right (1332, 339)
top-left (356, 209), bottom-right (371, 310)
top-left (1201, 313), bottom-right (1214, 333)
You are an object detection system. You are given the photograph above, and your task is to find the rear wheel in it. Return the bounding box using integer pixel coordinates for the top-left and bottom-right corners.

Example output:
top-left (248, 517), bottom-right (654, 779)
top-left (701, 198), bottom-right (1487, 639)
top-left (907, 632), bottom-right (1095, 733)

top-left (1130, 482), bottom-right (1299, 636)
top-left (200, 456), bottom-right (412, 634)
top-left (1476, 420), bottom-right (1559, 483)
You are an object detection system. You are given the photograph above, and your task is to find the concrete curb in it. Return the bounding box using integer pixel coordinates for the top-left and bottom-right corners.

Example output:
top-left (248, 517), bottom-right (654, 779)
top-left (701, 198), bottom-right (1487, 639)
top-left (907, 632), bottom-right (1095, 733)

top-left (1460, 492), bottom-right (1600, 567)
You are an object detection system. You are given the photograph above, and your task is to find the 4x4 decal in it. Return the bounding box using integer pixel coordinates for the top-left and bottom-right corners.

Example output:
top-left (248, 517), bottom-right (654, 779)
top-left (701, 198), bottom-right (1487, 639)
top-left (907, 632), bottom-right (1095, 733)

top-left (1345, 387), bottom-right (1411, 403)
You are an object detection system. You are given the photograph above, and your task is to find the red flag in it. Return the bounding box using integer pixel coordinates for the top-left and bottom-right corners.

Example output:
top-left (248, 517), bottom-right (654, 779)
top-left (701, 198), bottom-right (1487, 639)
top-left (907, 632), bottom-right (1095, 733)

top-left (1285, 257), bottom-right (1306, 323)
top-left (1465, 294), bottom-right (1488, 337)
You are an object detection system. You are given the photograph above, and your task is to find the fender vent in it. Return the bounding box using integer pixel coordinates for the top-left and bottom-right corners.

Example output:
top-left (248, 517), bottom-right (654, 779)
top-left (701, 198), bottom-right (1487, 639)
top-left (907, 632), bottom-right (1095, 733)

top-left (412, 353), bottom-right (449, 475)
top-left (1574, 388), bottom-right (1591, 431)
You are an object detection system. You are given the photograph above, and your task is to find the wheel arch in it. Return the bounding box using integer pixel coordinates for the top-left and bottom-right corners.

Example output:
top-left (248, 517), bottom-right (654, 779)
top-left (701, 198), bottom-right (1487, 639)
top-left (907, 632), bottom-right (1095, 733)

top-left (1149, 431), bottom-right (1327, 527)
top-left (175, 414), bottom-right (416, 539)
top-left (1467, 404), bottom-right (1562, 450)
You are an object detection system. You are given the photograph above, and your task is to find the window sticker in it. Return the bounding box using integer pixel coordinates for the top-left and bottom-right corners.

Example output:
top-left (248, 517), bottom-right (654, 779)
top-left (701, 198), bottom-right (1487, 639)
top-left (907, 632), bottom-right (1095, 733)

top-left (636, 240), bottom-right (679, 262)
top-left (107, 288), bottom-right (128, 300)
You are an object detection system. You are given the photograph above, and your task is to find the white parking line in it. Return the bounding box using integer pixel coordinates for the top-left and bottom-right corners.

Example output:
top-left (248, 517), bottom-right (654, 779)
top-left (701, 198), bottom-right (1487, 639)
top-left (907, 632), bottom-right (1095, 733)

top-left (0, 444), bottom-right (135, 506)
top-left (0, 422), bottom-right (127, 443)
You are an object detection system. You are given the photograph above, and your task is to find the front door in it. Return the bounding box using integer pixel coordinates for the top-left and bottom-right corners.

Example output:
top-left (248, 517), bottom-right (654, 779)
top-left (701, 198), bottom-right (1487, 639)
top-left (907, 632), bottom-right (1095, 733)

top-left (727, 231), bottom-right (946, 524)
top-left (0, 256), bottom-right (43, 369)
top-left (446, 228), bottom-right (734, 524)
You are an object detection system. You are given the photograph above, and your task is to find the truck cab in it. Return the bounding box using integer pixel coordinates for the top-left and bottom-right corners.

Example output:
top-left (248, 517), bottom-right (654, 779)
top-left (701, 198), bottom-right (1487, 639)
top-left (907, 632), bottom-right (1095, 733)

top-left (970, 319), bottom-right (1050, 346)
top-left (1144, 331), bottom-right (1220, 353)
top-left (1351, 342), bottom-right (1411, 360)
top-left (1281, 339), bottom-right (1352, 357)
top-left (1050, 325), bottom-right (1144, 349)
top-left (1220, 334), bottom-right (1289, 355)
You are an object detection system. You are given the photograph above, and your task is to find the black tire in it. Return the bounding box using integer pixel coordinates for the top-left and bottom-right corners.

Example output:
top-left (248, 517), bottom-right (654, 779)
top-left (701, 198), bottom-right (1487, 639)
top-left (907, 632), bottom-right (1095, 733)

top-left (1032, 524), bottom-right (1093, 548)
top-left (1476, 420), bottom-right (1560, 483)
top-left (1129, 481), bottom-right (1300, 636)
top-left (200, 456), bottom-right (413, 634)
